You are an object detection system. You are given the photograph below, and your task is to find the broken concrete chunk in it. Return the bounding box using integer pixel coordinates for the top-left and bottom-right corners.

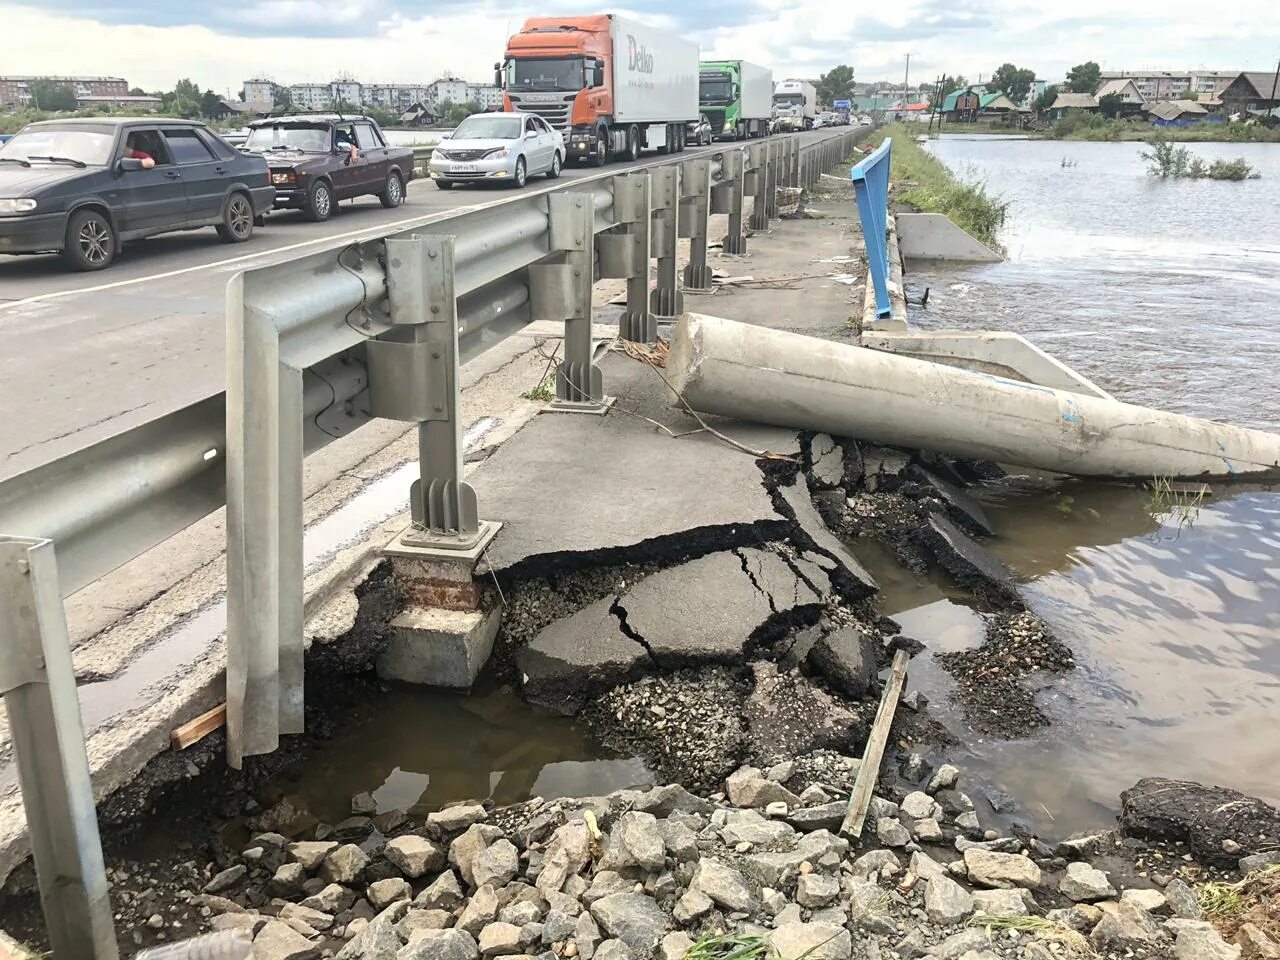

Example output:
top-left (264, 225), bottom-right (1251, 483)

top-left (808, 433), bottom-right (847, 489)
top-left (919, 514), bottom-right (1020, 605)
top-left (1120, 777), bottom-right (1280, 868)
top-left (778, 481), bottom-right (877, 595)
top-left (807, 627), bottom-right (878, 698)
top-left (905, 464), bottom-right (994, 536)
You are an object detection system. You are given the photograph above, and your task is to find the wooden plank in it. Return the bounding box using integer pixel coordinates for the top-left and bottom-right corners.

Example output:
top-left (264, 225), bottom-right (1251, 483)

top-left (170, 703), bottom-right (227, 751)
top-left (840, 648), bottom-right (911, 838)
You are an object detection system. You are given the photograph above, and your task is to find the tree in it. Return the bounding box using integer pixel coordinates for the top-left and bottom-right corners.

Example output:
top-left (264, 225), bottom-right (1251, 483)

top-left (128, 86), bottom-right (147, 96)
top-left (990, 62), bottom-right (1036, 104)
top-left (1033, 84), bottom-right (1059, 114)
top-left (28, 78), bottom-right (77, 112)
top-left (816, 65), bottom-right (855, 108)
top-left (1066, 61), bottom-right (1101, 94)
top-left (1185, 90), bottom-right (1199, 102)
top-left (1098, 92), bottom-right (1124, 119)
top-left (938, 75), bottom-right (970, 100)
top-left (200, 90), bottom-right (224, 119)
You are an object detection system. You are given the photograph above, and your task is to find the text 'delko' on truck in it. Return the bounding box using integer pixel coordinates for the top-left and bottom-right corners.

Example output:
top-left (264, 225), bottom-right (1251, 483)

top-left (773, 79), bottom-right (818, 131)
top-left (698, 60), bottom-right (773, 141)
top-left (497, 14), bottom-right (698, 165)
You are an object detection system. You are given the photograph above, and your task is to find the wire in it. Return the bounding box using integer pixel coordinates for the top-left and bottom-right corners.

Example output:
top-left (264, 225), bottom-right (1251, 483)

top-left (307, 366), bottom-right (342, 440)
top-left (336, 243), bottom-right (378, 339)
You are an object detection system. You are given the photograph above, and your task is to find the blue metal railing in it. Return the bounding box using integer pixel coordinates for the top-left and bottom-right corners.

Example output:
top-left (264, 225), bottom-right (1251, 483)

top-left (850, 139), bottom-right (893, 319)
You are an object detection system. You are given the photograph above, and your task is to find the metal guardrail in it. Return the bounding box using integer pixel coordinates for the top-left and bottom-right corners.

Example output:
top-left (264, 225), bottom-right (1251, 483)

top-left (0, 127), bottom-right (860, 959)
top-left (850, 138), bottom-right (893, 319)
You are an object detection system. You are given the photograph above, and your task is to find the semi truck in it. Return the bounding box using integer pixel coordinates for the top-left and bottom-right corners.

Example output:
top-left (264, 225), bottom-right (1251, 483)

top-left (698, 60), bottom-right (773, 140)
top-left (772, 79), bottom-right (818, 131)
top-left (498, 14), bottom-right (698, 165)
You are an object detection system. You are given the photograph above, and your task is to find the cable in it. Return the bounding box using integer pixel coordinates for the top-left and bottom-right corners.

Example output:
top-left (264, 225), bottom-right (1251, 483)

top-left (336, 242), bottom-right (378, 339)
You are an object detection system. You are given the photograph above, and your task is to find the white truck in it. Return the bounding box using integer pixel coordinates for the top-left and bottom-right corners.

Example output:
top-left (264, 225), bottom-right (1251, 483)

top-left (772, 79), bottom-right (818, 131)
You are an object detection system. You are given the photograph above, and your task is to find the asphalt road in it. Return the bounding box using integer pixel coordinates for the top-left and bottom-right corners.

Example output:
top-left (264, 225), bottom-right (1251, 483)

top-left (0, 129), bottom-right (847, 479)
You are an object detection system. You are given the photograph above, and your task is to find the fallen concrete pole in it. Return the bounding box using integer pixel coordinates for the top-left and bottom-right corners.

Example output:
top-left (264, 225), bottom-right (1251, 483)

top-left (668, 314), bottom-right (1280, 480)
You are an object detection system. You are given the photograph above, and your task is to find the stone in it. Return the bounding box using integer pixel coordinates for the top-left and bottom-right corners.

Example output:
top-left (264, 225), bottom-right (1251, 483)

top-left (288, 842), bottom-right (338, 871)
top-left (854, 850), bottom-right (901, 877)
top-left (594, 942), bottom-right (632, 960)
top-left (808, 627), bottom-right (878, 698)
top-left (935, 790), bottom-right (975, 816)
top-left (720, 811), bottom-right (796, 846)
top-left (971, 888), bottom-right (1033, 917)
top-left (783, 802), bottom-right (846, 834)
top-left (1046, 904), bottom-right (1103, 932)
top-left (583, 871), bottom-right (633, 906)
top-left (272, 862), bottom-right (307, 893)
top-left (415, 870), bottom-right (465, 911)
top-left (673, 888), bottom-right (713, 925)
top-left (1055, 832), bottom-right (1111, 859)
top-left (914, 818), bottom-right (944, 843)
top-left (320, 845), bottom-right (370, 886)
top-left (742, 830), bottom-right (847, 887)
top-left (205, 865), bottom-right (248, 894)
top-left (692, 858), bottom-right (756, 912)
top-left (797, 873), bottom-right (840, 908)
top-left (924, 874), bottom-right (974, 925)
top-left (1060, 861), bottom-right (1117, 902)
top-left (632, 784), bottom-right (715, 818)
top-left (1240, 851), bottom-right (1280, 874)
top-left (301, 883), bottom-right (355, 915)
top-left (477, 922), bottom-right (522, 957)
top-left (590, 893), bottom-right (671, 954)
top-left (450, 824), bottom-right (504, 887)
top-left (876, 818), bottom-right (911, 847)
top-left (368, 878), bottom-right (411, 910)
top-left (253, 921), bottom-right (319, 960)
top-left (351, 792), bottom-right (377, 815)
top-left (429, 804), bottom-right (489, 833)
top-left (963, 849), bottom-right (1041, 889)
top-left (575, 912), bottom-right (602, 957)
top-left (399, 910), bottom-right (453, 938)
top-left (599, 813), bottom-right (666, 872)
top-left (1120, 778), bottom-right (1280, 868)
top-left (536, 822), bottom-right (593, 895)
top-left (765, 801), bottom-right (789, 817)
top-left (1238, 923), bottom-right (1280, 960)
top-left (725, 766), bottom-right (801, 809)
top-left (901, 792), bottom-right (942, 821)
top-left (929, 929), bottom-right (992, 960)
top-left (1090, 901), bottom-right (1161, 950)
top-left (498, 901), bottom-right (543, 927)
top-left (385, 836), bottom-right (446, 879)
top-left (1122, 887), bottom-right (1169, 913)
top-left (1165, 878), bottom-right (1203, 919)
top-left (768, 922), bottom-right (852, 960)
top-left (657, 820), bottom-right (699, 863)
top-left (397, 929), bottom-right (480, 960)
top-left (1173, 920), bottom-right (1242, 960)
top-left (955, 812), bottom-right (980, 833)
top-left (927, 764), bottom-right (961, 794)
top-left (458, 884), bottom-right (502, 937)
top-left (658, 932), bottom-right (693, 960)
top-left (280, 904), bottom-right (334, 932)
top-left (473, 840), bottom-right (520, 889)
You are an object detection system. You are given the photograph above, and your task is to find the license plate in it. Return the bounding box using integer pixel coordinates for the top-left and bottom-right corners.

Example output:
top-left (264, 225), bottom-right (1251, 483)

top-left (454, 164), bottom-right (479, 173)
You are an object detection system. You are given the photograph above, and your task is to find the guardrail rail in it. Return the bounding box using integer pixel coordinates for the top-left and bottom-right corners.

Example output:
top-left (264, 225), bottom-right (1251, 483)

top-left (850, 138), bottom-right (893, 319)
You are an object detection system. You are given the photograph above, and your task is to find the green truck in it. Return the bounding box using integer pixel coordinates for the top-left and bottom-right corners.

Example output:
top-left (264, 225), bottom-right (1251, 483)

top-left (698, 60), bottom-right (774, 140)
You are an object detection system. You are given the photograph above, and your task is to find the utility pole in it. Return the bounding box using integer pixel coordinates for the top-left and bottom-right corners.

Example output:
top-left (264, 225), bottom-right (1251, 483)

top-left (1269, 57), bottom-right (1280, 124)
top-left (904, 53), bottom-right (911, 107)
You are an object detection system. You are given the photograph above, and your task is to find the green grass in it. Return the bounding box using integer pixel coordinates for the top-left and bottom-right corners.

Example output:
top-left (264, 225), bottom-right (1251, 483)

top-left (1041, 112), bottom-right (1280, 143)
top-left (868, 124), bottom-right (1009, 254)
top-left (684, 929), bottom-right (847, 959)
top-left (968, 915), bottom-right (1093, 955)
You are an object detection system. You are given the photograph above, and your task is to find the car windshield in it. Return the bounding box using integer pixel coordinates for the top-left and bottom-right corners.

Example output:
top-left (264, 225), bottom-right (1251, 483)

top-left (244, 124), bottom-right (331, 153)
top-left (0, 127), bottom-right (114, 165)
top-left (452, 115), bottom-right (522, 140)
top-left (700, 75), bottom-right (734, 104)
top-left (774, 93), bottom-right (804, 107)
top-left (507, 57), bottom-right (584, 92)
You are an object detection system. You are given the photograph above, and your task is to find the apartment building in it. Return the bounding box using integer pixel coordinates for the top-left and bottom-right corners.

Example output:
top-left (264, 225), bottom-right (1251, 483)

top-left (1098, 70), bottom-right (1240, 102)
top-left (242, 79), bottom-right (283, 109)
top-left (0, 75), bottom-right (128, 110)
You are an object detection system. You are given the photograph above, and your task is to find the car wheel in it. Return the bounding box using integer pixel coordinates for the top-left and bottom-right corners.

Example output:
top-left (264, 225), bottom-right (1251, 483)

top-left (546, 151), bottom-right (562, 179)
top-left (304, 179), bottom-right (334, 221)
top-left (626, 125), bottom-right (641, 162)
top-left (215, 192), bottom-right (255, 243)
top-left (435, 180), bottom-right (455, 190)
top-left (513, 156), bottom-right (527, 188)
top-left (62, 208), bottom-right (116, 271)
top-left (379, 171), bottom-right (404, 208)
top-left (592, 125), bottom-right (609, 166)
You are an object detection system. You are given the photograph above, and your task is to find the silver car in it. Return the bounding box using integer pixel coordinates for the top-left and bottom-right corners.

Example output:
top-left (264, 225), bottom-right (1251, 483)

top-left (429, 112), bottom-right (564, 190)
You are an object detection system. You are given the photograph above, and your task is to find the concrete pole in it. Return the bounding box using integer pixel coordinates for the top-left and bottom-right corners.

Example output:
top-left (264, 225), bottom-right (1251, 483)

top-left (668, 314), bottom-right (1280, 481)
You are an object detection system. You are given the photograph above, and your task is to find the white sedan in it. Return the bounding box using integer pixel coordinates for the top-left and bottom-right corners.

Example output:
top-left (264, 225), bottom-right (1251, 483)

top-left (429, 112), bottom-right (564, 189)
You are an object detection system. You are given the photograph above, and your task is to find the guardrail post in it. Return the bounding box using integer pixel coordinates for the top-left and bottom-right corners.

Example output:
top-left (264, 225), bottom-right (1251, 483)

top-left (789, 137), bottom-right (800, 187)
top-left (531, 192), bottom-right (610, 412)
top-left (763, 138), bottom-right (779, 220)
top-left (598, 172), bottom-right (655, 343)
top-left (713, 149), bottom-right (747, 255)
top-left (649, 164), bottom-right (683, 319)
top-left (679, 158), bottom-right (713, 291)
top-left (749, 141), bottom-right (771, 232)
top-left (0, 536), bottom-right (118, 960)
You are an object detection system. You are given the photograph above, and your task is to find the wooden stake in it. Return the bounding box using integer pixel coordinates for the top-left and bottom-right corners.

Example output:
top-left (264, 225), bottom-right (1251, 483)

top-left (840, 648), bottom-right (911, 837)
top-left (170, 703), bottom-right (227, 750)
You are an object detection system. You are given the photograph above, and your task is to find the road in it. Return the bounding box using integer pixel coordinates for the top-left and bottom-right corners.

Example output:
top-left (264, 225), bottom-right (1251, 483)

top-left (0, 129), bottom-right (846, 479)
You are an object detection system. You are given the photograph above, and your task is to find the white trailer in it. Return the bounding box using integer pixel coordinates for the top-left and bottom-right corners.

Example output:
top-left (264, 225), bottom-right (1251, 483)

top-left (610, 13), bottom-right (698, 150)
top-left (773, 79), bottom-right (818, 130)
top-left (738, 61), bottom-right (774, 125)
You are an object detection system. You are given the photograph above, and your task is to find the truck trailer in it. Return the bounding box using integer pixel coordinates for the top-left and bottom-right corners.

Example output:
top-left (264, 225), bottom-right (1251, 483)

top-left (499, 14), bottom-right (699, 165)
top-left (773, 79), bottom-right (818, 131)
top-left (698, 60), bottom-right (773, 140)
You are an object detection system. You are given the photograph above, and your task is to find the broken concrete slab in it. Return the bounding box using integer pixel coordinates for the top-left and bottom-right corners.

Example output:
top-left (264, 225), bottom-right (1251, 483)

top-left (905, 465), bottom-right (994, 537)
top-left (378, 606), bottom-right (501, 688)
top-left (808, 434), bottom-right (846, 489)
top-left (777, 480), bottom-right (877, 595)
top-left (807, 627), bottom-right (878, 699)
top-left (861, 446), bottom-right (912, 493)
top-left (918, 514), bottom-right (1020, 605)
top-left (745, 662), bottom-right (867, 758)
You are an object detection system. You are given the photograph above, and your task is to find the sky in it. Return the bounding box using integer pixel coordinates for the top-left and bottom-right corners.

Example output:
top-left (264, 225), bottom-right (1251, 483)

top-left (2, 0), bottom-right (1278, 97)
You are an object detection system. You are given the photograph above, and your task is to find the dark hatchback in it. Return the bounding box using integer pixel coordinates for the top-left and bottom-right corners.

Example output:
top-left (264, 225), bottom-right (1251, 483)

top-left (0, 118), bottom-right (273, 271)
top-left (243, 115), bottom-right (414, 221)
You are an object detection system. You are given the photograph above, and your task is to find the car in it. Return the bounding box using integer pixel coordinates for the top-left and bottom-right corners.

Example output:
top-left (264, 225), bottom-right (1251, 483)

top-left (428, 112), bottom-right (563, 190)
top-left (859, 116), bottom-right (874, 127)
top-left (243, 115), bottom-right (414, 221)
top-left (687, 115), bottom-right (714, 147)
top-left (0, 118), bottom-right (273, 271)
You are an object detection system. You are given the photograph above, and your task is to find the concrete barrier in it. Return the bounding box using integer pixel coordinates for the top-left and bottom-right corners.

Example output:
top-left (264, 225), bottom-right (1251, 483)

top-left (895, 212), bottom-right (1002, 263)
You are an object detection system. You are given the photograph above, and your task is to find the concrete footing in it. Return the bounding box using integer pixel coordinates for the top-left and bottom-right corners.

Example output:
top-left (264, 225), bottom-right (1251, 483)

top-left (377, 604), bottom-right (501, 688)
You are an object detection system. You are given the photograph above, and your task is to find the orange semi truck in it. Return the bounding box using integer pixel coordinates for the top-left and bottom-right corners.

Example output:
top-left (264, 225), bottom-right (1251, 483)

top-left (498, 14), bottom-right (699, 165)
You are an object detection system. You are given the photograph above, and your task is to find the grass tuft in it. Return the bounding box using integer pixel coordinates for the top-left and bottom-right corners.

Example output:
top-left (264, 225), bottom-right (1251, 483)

top-left (968, 915), bottom-right (1093, 955)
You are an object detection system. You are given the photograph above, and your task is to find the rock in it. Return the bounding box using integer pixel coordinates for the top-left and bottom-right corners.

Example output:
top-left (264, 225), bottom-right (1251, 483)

top-left (1120, 778), bottom-right (1280, 867)
top-left (280, 904), bottom-right (334, 932)
top-left (498, 901), bottom-right (543, 927)
top-left (1046, 904), bottom-right (1103, 932)
top-left (971, 888), bottom-right (1033, 917)
top-left (1239, 923), bottom-right (1280, 960)
top-left (589, 893), bottom-right (671, 954)
top-left (783, 802), bottom-right (846, 834)
top-left (929, 929), bottom-right (992, 960)
top-left (301, 883), bottom-right (355, 914)
top-left (594, 941), bottom-right (633, 960)
top-left (205, 865), bottom-right (248, 894)
top-left (320, 845), bottom-right (370, 885)
top-left (914, 818), bottom-right (944, 843)
top-left (1173, 920), bottom-right (1242, 960)
top-left (1090, 901), bottom-right (1161, 951)
top-left (1060, 861), bottom-right (1117, 902)
top-left (765, 800), bottom-right (789, 817)
top-left (901, 690), bottom-right (928, 712)
top-left (963, 849), bottom-right (1041, 889)
top-left (1122, 887), bottom-right (1169, 913)
top-left (808, 627), bottom-right (878, 698)
top-left (927, 765), bottom-right (961, 794)
top-left (272, 862), bottom-right (307, 894)
top-left (725, 766), bottom-right (801, 809)
top-left (768, 922), bottom-right (852, 960)
top-left (876, 818), bottom-right (911, 847)
top-left (955, 812), bottom-right (980, 833)
top-left (477, 923), bottom-right (522, 957)
top-left (924, 875), bottom-right (974, 925)
top-left (632, 784), bottom-right (715, 818)
top-left (658, 932), bottom-right (693, 960)
top-left (742, 830), bottom-right (847, 887)
top-left (575, 912), bottom-right (602, 957)
top-left (351, 792), bottom-right (377, 816)
top-left (657, 820), bottom-right (699, 863)
top-left (1240, 851), bottom-right (1280, 874)
top-left (854, 850), bottom-right (902, 877)
top-left (536, 822), bottom-right (593, 894)
top-left (429, 804), bottom-right (489, 833)
top-left (797, 873), bottom-right (840, 908)
top-left (368, 878), bottom-right (411, 910)
top-left (385, 836), bottom-right (446, 879)
top-left (252, 921), bottom-right (320, 960)
top-left (1165, 877), bottom-right (1203, 919)
top-left (397, 929), bottom-right (480, 960)
top-left (415, 870), bottom-right (464, 911)
top-left (472, 840), bottom-right (520, 889)
top-left (692, 858), bottom-right (756, 912)
top-left (673, 888), bottom-right (713, 925)
top-left (450, 824), bottom-right (505, 887)
top-left (399, 910), bottom-right (453, 938)
top-left (720, 811), bottom-right (796, 846)
top-left (901, 792), bottom-right (942, 821)
top-left (288, 842), bottom-right (338, 871)
top-left (599, 813), bottom-right (666, 872)
top-left (458, 884), bottom-right (502, 937)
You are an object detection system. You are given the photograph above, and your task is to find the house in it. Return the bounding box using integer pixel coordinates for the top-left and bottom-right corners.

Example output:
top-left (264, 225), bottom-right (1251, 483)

top-left (941, 87), bottom-right (983, 121)
top-left (1048, 92), bottom-right (1099, 120)
top-left (1098, 70), bottom-right (1240, 102)
top-left (1219, 71), bottom-right (1280, 117)
top-left (978, 92), bottom-right (1018, 114)
top-left (1095, 78), bottom-right (1146, 117)
top-left (1147, 99), bottom-right (1211, 126)
top-left (0, 75), bottom-right (128, 111)
top-left (398, 102), bottom-right (439, 127)
top-left (888, 101), bottom-right (931, 122)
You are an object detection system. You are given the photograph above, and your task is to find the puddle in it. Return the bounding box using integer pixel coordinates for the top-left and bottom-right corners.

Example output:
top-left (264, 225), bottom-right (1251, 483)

top-left (273, 686), bottom-right (653, 825)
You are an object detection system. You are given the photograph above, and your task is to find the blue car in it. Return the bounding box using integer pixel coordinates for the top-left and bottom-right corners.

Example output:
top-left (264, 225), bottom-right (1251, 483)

top-left (0, 117), bottom-right (273, 270)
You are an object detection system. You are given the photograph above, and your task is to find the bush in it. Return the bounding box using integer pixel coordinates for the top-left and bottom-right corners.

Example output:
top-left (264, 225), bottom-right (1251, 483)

top-left (1141, 137), bottom-right (1259, 180)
